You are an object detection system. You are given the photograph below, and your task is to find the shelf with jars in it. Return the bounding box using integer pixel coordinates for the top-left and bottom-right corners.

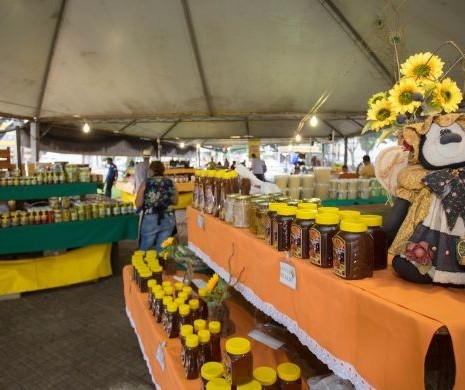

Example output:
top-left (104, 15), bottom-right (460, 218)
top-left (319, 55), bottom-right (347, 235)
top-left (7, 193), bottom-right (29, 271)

top-left (186, 206), bottom-right (465, 390)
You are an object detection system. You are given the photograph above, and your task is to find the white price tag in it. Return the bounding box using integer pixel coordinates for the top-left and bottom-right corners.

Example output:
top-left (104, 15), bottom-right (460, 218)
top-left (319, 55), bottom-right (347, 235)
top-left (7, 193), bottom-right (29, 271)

top-left (279, 261), bottom-right (297, 290)
top-left (197, 214), bottom-right (205, 230)
top-left (156, 342), bottom-right (166, 370)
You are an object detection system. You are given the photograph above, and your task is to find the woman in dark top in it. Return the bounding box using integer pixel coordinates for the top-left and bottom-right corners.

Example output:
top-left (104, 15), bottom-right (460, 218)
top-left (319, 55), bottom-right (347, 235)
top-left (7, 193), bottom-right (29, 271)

top-left (135, 161), bottom-right (178, 252)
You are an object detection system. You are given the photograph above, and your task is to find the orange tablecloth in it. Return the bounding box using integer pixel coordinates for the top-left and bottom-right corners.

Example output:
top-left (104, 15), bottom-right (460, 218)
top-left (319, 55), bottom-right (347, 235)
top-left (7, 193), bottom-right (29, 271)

top-left (122, 266), bottom-right (305, 389)
top-left (187, 207), bottom-right (465, 390)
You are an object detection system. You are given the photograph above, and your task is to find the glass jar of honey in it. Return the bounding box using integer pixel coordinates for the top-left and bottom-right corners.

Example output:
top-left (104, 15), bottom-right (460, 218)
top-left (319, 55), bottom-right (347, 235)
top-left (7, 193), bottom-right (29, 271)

top-left (264, 203), bottom-right (286, 245)
top-left (224, 337), bottom-right (253, 386)
top-left (359, 214), bottom-right (387, 270)
top-left (180, 324), bottom-right (194, 367)
top-left (201, 361), bottom-right (224, 389)
top-left (290, 209), bottom-right (317, 259)
top-left (179, 304), bottom-right (193, 327)
top-left (197, 287), bottom-right (209, 320)
top-left (309, 213), bottom-right (340, 267)
top-left (276, 362), bottom-right (302, 389)
top-left (253, 366), bottom-right (278, 389)
top-left (209, 320), bottom-right (222, 362)
top-left (184, 334), bottom-right (200, 379)
top-left (197, 329), bottom-right (212, 368)
top-left (273, 207), bottom-right (297, 251)
top-left (194, 318), bottom-right (207, 334)
top-left (255, 202), bottom-right (269, 239)
top-left (165, 302), bottom-right (179, 338)
top-left (206, 377), bottom-right (231, 390)
top-left (188, 298), bottom-right (200, 322)
top-left (233, 196), bottom-right (251, 228)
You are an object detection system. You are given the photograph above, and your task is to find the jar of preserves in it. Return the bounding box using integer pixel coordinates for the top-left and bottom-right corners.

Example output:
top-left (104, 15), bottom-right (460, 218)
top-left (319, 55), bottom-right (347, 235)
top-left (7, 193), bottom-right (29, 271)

top-left (205, 378), bottom-right (231, 390)
top-left (309, 213), bottom-right (340, 267)
top-left (161, 296), bottom-right (173, 328)
top-left (70, 208), bottom-right (78, 221)
top-left (264, 203), bottom-right (286, 245)
top-left (359, 214), bottom-right (387, 270)
top-left (61, 197), bottom-right (70, 209)
top-left (333, 219), bottom-right (374, 279)
top-left (180, 324), bottom-right (194, 367)
top-left (290, 209), bottom-right (317, 259)
top-left (197, 287), bottom-right (209, 320)
top-left (153, 290), bottom-right (165, 322)
top-left (197, 329), bottom-right (212, 368)
top-left (237, 380), bottom-right (262, 390)
top-left (233, 195), bottom-right (251, 228)
top-left (174, 281), bottom-right (184, 297)
top-left (194, 318), bottom-right (207, 334)
top-left (297, 202), bottom-right (318, 210)
top-left (184, 334), bottom-right (200, 379)
top-left (49, 197), bottom-right (59, 209)
top-left (248, 198), bottom-right (265, 235)
top-left (147, 279), bottom-right (157, 308)
top-left (224, 337), bottom-right (253, 386)
top-left (182, 286), bottom-right (193, 300)
top-left (255, 202), bottom-right (269, 239)
top-left (178, 304), bottom-right (193, 328)
top-left (273, 207), bottom-right (297, 251)
top-left (62, 209), bottom-right (71, 222)
top-left (192, 170), bottom-right (200, 209)
top-left (200, 361), bottom-right (224, 389)
top-left (165, 302), bottom-right (179, 338)
top-left (209, 320), bottom-right (222, 362)
top-left (139, 270), bottom-right (152, 293)
top-left (224, 194), bottom-right (239, 224)
top-left (204, 170), bottom-right (215, 214)
top-left (188, 298), bottom-right (200, 322)
top-left (253, 366), bottom-right (278, 389)
top-left (198, 171), bottom-right (207, 212)
top-left (53, 210), bottom-right (63, 223)
top-left (276, 362), bottom-right (302, 389)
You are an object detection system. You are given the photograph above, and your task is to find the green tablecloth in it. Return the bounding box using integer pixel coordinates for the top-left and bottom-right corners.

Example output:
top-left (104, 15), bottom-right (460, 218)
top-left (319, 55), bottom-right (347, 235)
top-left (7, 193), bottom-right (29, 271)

top-left (0, 182), bottom-right (98, 200)
top-left (322, 196), bottom-right (388, 207)
top-left (0, 214), bottom-right (138, 255)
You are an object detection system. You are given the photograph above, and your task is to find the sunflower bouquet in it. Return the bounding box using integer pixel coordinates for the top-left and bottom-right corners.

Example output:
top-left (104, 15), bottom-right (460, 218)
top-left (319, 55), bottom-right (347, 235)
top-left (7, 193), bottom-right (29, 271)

top-left (364, 50), bottom-right (463, 140)
top-left (160, 236), bottom-right (206, 277)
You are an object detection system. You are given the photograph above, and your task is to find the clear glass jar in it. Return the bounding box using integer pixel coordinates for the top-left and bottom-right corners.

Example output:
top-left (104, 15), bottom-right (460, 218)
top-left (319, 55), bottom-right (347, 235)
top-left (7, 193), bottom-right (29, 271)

top-left (233, 196), bottom-right (251, 228)
top-left (224, 193), bottom-right (239, 224)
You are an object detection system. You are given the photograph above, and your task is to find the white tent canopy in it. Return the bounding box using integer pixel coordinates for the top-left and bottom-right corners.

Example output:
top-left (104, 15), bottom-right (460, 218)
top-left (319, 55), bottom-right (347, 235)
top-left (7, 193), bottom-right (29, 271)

top-left (1, 0), bottom-right (465, 145)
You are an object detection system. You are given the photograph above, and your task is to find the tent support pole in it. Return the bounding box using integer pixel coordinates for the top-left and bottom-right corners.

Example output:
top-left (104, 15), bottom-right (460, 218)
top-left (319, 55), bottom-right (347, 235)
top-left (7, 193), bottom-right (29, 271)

top-left (344, 137), bottom-right (348, 166)
top-left (30, 121), bottom-right (40, 163)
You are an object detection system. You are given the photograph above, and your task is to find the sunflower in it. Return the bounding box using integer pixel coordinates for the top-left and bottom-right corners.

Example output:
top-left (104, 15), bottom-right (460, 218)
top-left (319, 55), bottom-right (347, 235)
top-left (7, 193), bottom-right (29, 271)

top-left (388, 79), bottom-right (423, 114)
top-left (400, 52), bottom-right (444, 81)
top-left (367, 98), bottom-right (397, 130)
top-left (206, 273), bottom-right (219, 292)
top-left (432, 78), bottom-right (463, 113)
top-left (161, 236), bottom-right (174, 248)
top-left (367, 91), bottom-right (388, 108)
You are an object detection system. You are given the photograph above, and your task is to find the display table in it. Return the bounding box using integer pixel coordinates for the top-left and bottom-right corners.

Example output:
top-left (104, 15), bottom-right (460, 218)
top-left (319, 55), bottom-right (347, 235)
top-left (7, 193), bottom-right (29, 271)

top-left (0, 215), bottom-right (138, 255)
top-left (0, 182), bottom-right (97, 200)
top-left (321, 196), bottom-right (387, 207)
top-left (187, 207), bottom-right (465, 390)
top-left (122, 266), bottom-right (306, 389)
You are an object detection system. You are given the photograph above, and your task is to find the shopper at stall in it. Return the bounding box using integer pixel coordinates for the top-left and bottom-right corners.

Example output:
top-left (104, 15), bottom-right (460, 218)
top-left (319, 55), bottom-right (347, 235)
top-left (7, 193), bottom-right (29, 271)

top-left (250, 153), bottom-right (266, 181)
top-left (135, 161), bottom-right (178, 252)
top-left (357, 155), bottom-right (376, 178)
top-left (104, 157), bottom-right (118, 198)
top-left (134, 149), bottom-right (151, 193)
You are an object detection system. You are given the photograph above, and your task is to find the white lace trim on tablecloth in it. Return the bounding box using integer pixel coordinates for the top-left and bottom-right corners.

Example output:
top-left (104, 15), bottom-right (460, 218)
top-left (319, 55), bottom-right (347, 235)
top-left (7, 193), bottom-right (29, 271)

top-left (126, 307), bottom-right (161, 390)
top-left (188, 241), bottom-right (374, 390)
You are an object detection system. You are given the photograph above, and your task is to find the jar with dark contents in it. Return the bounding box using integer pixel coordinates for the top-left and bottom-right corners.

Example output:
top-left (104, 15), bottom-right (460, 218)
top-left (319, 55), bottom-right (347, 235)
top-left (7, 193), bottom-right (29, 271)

top-left (309, 213), bottom-right (340, 267)
top-left (147, 279), bottom-right (157, 309)
top-left (161, 296), bottom-right (173, 329)
top-left (200, 361), bottom-right (224, 390)
top-left (276, 362), bottom-right (302, 389)
top-left (255, 201), bottom-right (269, 239)
top-left (264, 203), bottom-right (283, 245)
top-left (139, 270), bottom-right (152, 293)
top-left (197, 329), bottom-right (212, 368)
top-left (194, 319), bottom-right (207, 334)
top-left (359, 214), bottom-right (387, 270)
top-left (153, 290), bottom-right (165, 321)
top-left (223, 337), bottom-right (253, 386)
top-left (290, 209), bottom-right (317, 259)
top-left (188, 298), bottom-right (200, 322)
top-left (178, 304), bottom-right (192, 328)
top-left (253, 366), bottom-right (278, 389)
top-left (165, 302), bottom-right (179, 338)
top-left (197, 287), bottom-right (209, 320)
top-left (193, 170), bottom-right (200, 209)
top-left (204, 170), bottom-right (215, 214)
top-left (180, 324), bottom-right (194, 367)
top-left (333, 219), bottom-right (373, 279)
top-left (208, 321), bottom-right (222, 362)
top-left (205, 377), bottom-right (231, 390)
top-left (273, 207), bottom-right (297, 251)
top-left (297, 202), bottom-right (318, 211)
top-left (152, 265), bottom-right (163, 285)
top-left (184, 334), bottom-right (200, 379)
top-left (248, 198), bottom-right (263, 235)
top-left (237, 379), bottom-right (263, 389)
top-left (198, 171), bottom-right (206, 212)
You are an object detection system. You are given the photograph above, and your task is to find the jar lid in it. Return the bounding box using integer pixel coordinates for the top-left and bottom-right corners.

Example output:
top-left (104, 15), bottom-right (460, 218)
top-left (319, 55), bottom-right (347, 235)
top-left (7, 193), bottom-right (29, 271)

top-left (152, 265), bottom-right (163, 273)
top-left (162, 281), bottom-right (172, 288)
top-left (340, 219), bottom-right (368, 233)
top-left (146, 249), bottom-right (157, 257)
top-left (318, 206), bottom-right (340, 213)
top-left (139, 270), bottom-right (152, 278)
top-left (253, 366), bottom-right (277, 386)
top-left (201, 361), bottom-right (224, 381)
top-left (162, 296), bottom-right (173, 305)
top-left (268, 202), bottom-right (287, 212)
top-left (133, 250), bottom-right (145, 256)
top-left (198, 329), bottom-right (211, 343)
top-left (182, 286), bottom-right (193, 295)
top-left (147, 279), bottom-right (157, 288)
top-left (180, 324), bottom-right (194, 337)
top-left (174, 282), bottom-right (184, 291)
top-left (297, 202), bottom-right (318, 210)
top-left (208, 320), bottom-right (221, 334)
top-left (185, 334), bottom-right (199, 348)
top-left (194, 319), bottom-right (207, 332)
top-left (154, 290), bottom-right (164, 299)
top-left (163, 286), bottom-right (174, 296)
top-left (175, 297), bottom-right (185, 306)
top-left (359, 214), bottom-right (383, 227)
top-left (277, 207), bottom-right (297, 216)
top-left (237, 380), bottom-right (262, 390)
top-left (338, 210), bottom-right (361, 219)
top-left (276, 362), bottom-right (301, 382)
top-left (177, 292), bottom-right (188, 300)
top-left (225, 337), bottom-right (251, 355)
top-left (206, 377), bottom-right (231, 390)
top-left (166, 302), bottom-right (178, 313)
top-left (179, 304), bottom-right (190, 316)
top-left (296, 210), bottom-right (317, 220)
top-left (189, 298), bottom-right (200, 310)
top-left (151, 285), bottom-right (162, 294)
top-left (315, 213), bottom-right (340, 225)
top-left (198, 287), bottom-right (208, 297)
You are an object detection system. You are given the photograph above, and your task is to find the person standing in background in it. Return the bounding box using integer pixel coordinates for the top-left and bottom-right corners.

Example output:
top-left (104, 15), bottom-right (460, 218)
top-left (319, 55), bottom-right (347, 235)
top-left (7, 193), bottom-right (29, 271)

top-left (135, 161), bottom-right (178, 252)
top-left (105, 157), bottom-right (118, 198)
top-left (134, 149), bottom-right (151, 193)
top-left (357, 155), bottom-right (376, 178)
top-left (250, 153), bottom-right (266, 181)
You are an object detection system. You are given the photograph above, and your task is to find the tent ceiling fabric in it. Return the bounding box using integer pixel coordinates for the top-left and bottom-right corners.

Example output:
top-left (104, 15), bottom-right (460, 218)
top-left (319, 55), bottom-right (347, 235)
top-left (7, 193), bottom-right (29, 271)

top-left (1, 0), bottom-right (465, 143)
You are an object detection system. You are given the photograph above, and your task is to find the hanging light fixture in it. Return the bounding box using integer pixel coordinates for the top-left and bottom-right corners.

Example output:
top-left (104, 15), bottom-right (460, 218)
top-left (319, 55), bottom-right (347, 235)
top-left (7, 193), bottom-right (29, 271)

top-left (82, 122), bottom-right (90, 133)
top-left (196, 143), bottom-right (201, 149)
top-left (310, 115), bottom-right (318, 127)
top-left (295, 133), bottom-right (302, 142)
top-left (180, 142), bottom-right (186, 148)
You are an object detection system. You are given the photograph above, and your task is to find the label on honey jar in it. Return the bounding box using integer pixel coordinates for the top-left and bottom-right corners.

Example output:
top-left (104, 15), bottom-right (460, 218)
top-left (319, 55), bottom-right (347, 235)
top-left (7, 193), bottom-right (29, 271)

top-left (204, 184), bottom-right (214, 213)
top-left (290, 224), bottom-right (303, 258)
top-left (309, 228), bottom-right (322, 265)
top-left (223, 351), bottom-right (232, 382)
top-left (333, 236), bottom-right (346, 277)
top-left (272, 220), bottom-right (279, 249)
top-left (264, 215), bottom-right (272, 244)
